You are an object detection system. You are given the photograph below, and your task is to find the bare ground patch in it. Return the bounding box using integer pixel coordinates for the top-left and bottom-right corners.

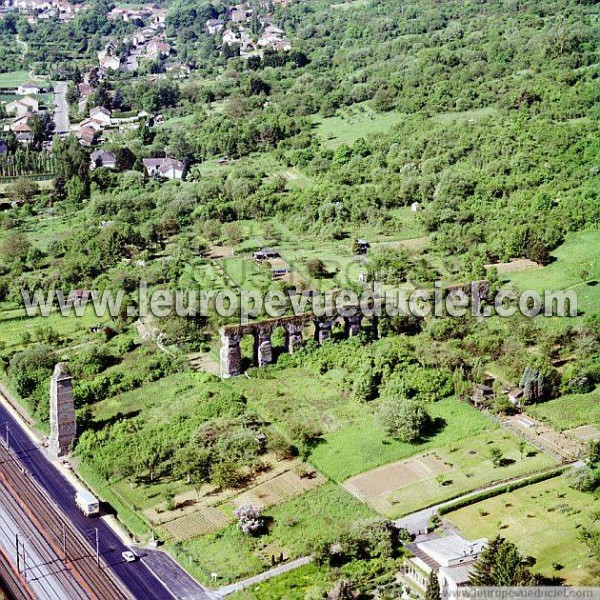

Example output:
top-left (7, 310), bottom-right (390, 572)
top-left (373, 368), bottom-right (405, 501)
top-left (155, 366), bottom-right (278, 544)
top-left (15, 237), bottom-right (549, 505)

top-left (188, 352), bottom-right (220, 375)
top-left (375, 237), bottom-right (429, 252)
top-left (163, 507), bottom-right (231, 541)
top-left (485, 258), bottom-right (541, 274)
top-left (231, 469), bottom-right (326, 510)
top-left (506, 414), bottom-right (584, 460)
top-left (153, 460), bottom-right (324, 542)
top-left (343, 452), bottom-right (450, 500)
top-left (565, 424), bottom-right (600, 442)
top-left (207, 245), bottom-right (235, 259)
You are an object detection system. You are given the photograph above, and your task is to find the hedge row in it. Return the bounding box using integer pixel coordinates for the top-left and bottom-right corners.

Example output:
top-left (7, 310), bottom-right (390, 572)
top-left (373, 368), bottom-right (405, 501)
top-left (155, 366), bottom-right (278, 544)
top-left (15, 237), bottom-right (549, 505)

top-left (438, 467), bottom-right (568, 516)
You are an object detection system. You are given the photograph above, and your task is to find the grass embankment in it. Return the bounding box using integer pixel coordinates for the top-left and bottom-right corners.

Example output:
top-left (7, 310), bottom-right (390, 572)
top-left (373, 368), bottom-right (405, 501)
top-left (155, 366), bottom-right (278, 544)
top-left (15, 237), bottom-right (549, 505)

top-left (526, 388), bottom-right (600, 432)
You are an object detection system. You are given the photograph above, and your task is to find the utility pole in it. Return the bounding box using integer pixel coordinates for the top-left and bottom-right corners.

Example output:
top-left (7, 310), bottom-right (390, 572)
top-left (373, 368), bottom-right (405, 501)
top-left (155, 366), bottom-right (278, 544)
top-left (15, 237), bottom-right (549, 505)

top-left (15, 533), bottom-right (19, 574)
top-left (63, 523), bottom-right (67, 562)
top-left (95, 528), bottom-right (99, 567)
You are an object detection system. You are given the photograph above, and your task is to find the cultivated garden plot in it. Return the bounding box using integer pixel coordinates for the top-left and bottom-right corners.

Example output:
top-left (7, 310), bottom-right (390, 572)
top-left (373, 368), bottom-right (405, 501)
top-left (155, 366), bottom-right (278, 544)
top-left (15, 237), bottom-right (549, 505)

top-left (343, 452), bottom-right (450, 499)
top-left (341, 430), bottom-right (556, 517)
top-left (446, 475), bottom-right (598, 585)
top-left (566, 424), bottom-right (600, 443)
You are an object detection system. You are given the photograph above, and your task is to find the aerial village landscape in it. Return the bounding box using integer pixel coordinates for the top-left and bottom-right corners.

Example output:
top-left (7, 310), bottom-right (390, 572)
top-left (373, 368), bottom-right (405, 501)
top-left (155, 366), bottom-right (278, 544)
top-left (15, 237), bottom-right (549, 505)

top-left (0, 0), bottom-right (597, 598)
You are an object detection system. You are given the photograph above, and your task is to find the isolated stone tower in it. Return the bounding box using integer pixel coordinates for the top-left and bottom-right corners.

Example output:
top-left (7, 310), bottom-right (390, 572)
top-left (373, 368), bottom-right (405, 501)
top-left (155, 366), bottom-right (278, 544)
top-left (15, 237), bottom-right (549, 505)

top-left (49, 363), bottom-right (76, 457)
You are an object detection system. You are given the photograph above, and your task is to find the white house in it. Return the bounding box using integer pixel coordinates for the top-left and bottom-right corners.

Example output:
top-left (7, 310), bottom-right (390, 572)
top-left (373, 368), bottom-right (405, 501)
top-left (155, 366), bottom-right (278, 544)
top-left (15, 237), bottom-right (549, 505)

top-left (400, 533), bottom-right (487, 597)
top-left (206, 19), bottom-right (224, 35)
top-left (78, 118), bottom-right (103, 132)
top-left (17, 82), bottom-right (41, 95)
top-left (142, 157), bottom-right (185, 180)
top-left (6, 96), bottom-right (38, 117)
top-left (222, 30), bottom-right (239, 45)
top-left (89, 106), bottom-right (112, 126)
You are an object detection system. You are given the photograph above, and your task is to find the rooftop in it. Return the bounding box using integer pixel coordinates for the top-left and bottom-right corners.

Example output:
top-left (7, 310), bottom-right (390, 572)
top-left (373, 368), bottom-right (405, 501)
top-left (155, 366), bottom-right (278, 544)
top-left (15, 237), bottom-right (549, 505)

top-left (415, 533), bottom-right (487, 568)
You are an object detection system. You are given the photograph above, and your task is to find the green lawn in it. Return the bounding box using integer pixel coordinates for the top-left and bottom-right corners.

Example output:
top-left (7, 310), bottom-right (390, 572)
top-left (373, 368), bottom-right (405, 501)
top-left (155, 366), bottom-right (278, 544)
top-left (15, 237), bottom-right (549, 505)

top-left (0, 303), bottom-right (111, 351)
top-left (0, 70), bottom-right (42, 88)
top-left (236, 366), bottom-right (556, 516)
top-left (306, 396), bottom-right (555, 483)
top-left (526, 388), bottom-right (600, 431)
top-left (314, 104), bottom-right (406, 149)
top-left (89, 371), bottom-right (213, 424)
top-left (232, 562), bottom-right (335, 600)
top-left (506, 228), bottom-right (600, 319)
top-left (446, 475), bottom-right (598, 585)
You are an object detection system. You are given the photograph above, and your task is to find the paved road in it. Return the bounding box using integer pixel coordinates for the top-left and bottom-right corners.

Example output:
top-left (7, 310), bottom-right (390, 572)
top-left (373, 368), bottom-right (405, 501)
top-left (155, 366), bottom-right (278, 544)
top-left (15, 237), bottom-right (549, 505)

top-left (52, 81), bottom-right (70, 137)
top-left (0, 400), bottom-right (178, 599)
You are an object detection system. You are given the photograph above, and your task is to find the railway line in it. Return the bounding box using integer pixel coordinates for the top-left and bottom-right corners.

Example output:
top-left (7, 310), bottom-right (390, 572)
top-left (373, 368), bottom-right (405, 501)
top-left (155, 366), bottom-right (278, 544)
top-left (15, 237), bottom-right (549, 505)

top-left (0, 441), bottom-right (131, 599)
top-left (0, 545), bottom-right (34, 600)
top-left (0, 475), bottom-right (88, 599)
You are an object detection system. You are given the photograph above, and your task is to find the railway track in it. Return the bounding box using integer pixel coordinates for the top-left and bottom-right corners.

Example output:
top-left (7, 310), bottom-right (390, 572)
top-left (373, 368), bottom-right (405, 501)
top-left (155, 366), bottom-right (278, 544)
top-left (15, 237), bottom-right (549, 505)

top-left (0, 442), bottom-right (131, 599)
top-left (0, 545), bottom-right (34, 600)
top-left (0, 477), bottom-right (88, 599)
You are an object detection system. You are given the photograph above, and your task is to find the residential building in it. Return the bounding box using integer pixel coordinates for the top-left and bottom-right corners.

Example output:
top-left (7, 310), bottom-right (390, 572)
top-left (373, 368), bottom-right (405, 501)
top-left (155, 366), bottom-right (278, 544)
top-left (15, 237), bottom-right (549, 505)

top-left (90, 149), bottom-right (117, 170)
top-left (146, 39), bottom-right (171, 61)
top-left (9, 115), bottom-right (31, 133)
top-left (6, 96), bottom-right (38, 117)
top-left (142, 157), bottom-right (185, 180)
top-left (206, 18), bottom-right (224, 35)
top-left (400, 533), bottom-right (487, 597)
top-left (222, 29), bottom-right (239, 45)
top-left (89, 106), bottom-right (112, 126)
top-left (76, 125), bottom-right (97, 147)
top-left (16, 82), bottom-right (40, 95)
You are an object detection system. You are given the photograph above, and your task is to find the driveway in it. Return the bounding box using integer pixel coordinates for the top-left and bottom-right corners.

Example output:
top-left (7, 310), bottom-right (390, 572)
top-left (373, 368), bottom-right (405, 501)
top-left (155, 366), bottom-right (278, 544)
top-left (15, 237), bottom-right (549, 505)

top-left (52, 81), bottom-right (70, 137)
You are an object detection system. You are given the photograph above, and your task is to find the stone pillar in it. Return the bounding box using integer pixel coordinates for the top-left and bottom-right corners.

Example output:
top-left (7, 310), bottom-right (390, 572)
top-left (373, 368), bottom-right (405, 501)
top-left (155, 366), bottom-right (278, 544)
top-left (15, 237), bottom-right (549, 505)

top-left (285, 322), bottom-right (303, 354)
top-left (344, 314), bottom-right (363, 337)
top-left (220, 330), bottom-right (242, 378)
top-left (49, 363), bottom-right (76, 457)
top-left (314, 319), bottom-right (334, 344)
top-left (254, 328), bottom-right (273, 367)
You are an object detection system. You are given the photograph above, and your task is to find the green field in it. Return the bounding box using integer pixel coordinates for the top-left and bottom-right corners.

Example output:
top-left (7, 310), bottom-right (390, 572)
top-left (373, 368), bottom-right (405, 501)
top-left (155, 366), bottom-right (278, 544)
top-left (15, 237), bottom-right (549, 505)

top-left (232, 562), bottom-right (335, 600)
top-left (314, 104), bottom-right (407, 149)
top-left (168, 482), bottom-right (376, 585)
top-left (446, 475), bottom-right (599, 585)
top-left (0, 70), bottom-right (43, 88)
top-left (506, 228), bottom-right (600, 318)
top-left (526, 388), bottom-right (600, 431)
top-left (0, 302), bottom-right (111, 352)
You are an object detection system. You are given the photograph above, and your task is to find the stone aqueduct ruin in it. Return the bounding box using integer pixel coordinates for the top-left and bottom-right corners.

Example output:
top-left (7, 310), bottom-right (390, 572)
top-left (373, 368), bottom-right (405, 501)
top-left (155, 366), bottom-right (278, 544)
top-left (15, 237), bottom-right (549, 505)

top-left (219, 311), bottom-right (366, 377)
top-left (219, 281), bottom-right (490, 377)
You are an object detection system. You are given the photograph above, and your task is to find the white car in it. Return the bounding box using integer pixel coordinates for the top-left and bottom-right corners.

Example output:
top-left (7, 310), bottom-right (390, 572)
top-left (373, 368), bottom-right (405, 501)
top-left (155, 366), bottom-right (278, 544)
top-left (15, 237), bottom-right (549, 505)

top-left (122, 551), bottom-right (137, 563)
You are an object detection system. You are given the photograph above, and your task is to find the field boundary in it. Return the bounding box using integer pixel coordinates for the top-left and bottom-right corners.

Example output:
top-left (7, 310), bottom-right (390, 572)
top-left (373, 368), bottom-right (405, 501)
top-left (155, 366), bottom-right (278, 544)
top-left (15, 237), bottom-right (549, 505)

top-left (437, 466), bottom-right (568, 516)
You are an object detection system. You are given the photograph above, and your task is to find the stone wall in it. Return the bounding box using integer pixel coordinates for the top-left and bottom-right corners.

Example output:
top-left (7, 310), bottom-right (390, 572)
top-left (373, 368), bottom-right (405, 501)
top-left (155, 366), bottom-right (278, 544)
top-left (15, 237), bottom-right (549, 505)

top-left (219, 280), bottom-right (490, 377)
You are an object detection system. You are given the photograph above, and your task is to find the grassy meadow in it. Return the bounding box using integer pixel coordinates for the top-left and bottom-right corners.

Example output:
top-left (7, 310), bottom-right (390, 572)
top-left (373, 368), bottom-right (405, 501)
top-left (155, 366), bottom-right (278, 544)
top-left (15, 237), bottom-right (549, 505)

top-left (526, 388), bottom-right (600, 432)
top-left (446, 474), bottom-right (599, 585)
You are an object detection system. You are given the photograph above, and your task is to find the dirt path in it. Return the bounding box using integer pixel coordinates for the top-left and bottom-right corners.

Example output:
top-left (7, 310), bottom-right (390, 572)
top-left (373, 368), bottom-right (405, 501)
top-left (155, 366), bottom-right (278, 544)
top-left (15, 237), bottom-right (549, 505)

top-left (216, 556), bottom-right (313, 597)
